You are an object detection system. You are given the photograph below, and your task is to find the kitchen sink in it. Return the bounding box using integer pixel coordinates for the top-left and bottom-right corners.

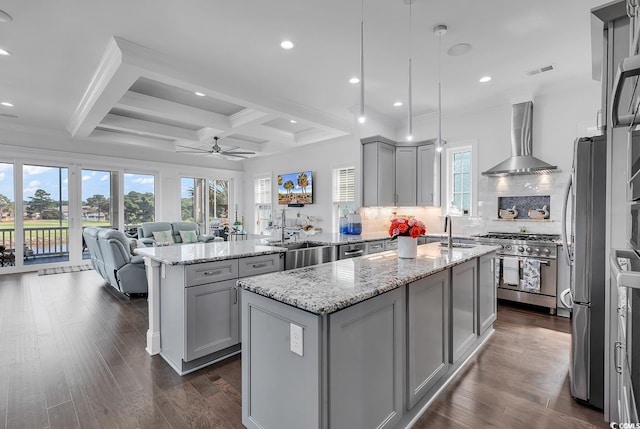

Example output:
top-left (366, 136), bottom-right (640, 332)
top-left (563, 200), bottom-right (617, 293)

top-left (266, 240), bottom-right (337, 269)
top-left (439, 242), bottom-right (476, 249)
top-left (279, 241), bottom-right (327, 251)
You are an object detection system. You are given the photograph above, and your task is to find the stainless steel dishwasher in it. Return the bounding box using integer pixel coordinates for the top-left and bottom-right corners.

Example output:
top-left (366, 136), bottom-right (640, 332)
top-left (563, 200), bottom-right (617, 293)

top-left (338, 243), bottom-right (366, 259)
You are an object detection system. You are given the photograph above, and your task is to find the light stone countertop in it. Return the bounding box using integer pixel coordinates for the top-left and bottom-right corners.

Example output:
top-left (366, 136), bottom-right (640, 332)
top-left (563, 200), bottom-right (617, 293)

top-left (135, 239), bottom-right (287, 265)
top-left (238, 242), bottom-right (499, 315)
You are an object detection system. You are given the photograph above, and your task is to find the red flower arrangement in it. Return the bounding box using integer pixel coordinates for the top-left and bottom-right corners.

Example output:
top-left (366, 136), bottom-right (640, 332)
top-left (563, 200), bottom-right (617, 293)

top-left (389, 217), bottom-right (426, 239)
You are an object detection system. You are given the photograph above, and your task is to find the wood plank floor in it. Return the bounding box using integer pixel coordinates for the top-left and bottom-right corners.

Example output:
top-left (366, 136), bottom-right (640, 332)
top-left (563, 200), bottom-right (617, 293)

top-left (0, 270), bottom-right (608, 428)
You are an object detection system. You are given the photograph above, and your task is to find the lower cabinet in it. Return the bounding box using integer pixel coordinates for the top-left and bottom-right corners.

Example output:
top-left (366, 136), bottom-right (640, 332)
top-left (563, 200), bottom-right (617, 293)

top-left (185, 279), bottom-right (239, 361)
top-left (407, 271), bottom-right (449, 408)
top-left (451, 259), bottom-right (477, 363)
top-left (329, 288), bottom-right (404, 429)
top-left (477, 252), bottom-right (497, 335)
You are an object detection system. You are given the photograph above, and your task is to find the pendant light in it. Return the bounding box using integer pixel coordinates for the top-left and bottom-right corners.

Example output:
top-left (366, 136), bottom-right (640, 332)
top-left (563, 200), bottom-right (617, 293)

top-left (358, 0), bottom-right (366, 124)
top-left (406, 0), bottom-right (413, 141)
top-left (434, 25), bottom-right (447, 152)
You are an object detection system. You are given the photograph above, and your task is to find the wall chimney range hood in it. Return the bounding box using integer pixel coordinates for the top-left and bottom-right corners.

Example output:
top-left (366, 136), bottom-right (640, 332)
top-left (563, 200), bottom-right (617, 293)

top-left (482, 101), bottom-right (557, 176)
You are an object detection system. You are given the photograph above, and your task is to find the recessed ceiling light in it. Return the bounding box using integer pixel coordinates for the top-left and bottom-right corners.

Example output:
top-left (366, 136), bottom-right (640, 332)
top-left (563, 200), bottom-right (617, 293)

top-left (349, 77), bottom-right (360, 84)
top-left (393, 101), bottom-right (403, 107)
top-left (194, 91), bottom-right (205, 97)
top-left (280, 40), bottom-right (294, 50)
top-left (290, 120), bottom-right (297, 124)
top-left (1, 102), bottom-right (14, 107)
top-left (447, 43), bottom-right (472, 56)
top-left (479, 76), bottom-right (492, 83)
top-left (0, 48), bottom-right (11, 56)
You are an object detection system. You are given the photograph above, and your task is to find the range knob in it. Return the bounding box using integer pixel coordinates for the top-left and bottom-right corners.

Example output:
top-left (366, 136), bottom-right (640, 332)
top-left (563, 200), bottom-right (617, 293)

top-left (517, 246), bottom-right (525, 253)
top-left (505, 244), bottom-right (512, 251)
top-left (543, 248), bottom-right (551, 256)
top-left (526, 247), bottom-right (533, 253)
top-left (499, 244), bottom-right (505, 250)
top-left (534, 248), bottom-right (541, 255)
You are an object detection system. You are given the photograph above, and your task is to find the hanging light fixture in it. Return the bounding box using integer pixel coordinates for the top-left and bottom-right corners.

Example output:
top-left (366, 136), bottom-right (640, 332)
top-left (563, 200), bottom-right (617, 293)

top-left (358, 0), bottom-right (366, 124)
top-left (434, 24), bottom-right (447, 152)
top-left (406, 0), bottom-right (413, 141)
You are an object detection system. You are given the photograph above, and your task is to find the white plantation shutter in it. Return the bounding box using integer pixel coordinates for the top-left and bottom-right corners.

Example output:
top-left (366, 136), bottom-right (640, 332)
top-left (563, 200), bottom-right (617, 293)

top-left (333, 167), bottom-right (355, 202)
top-left (254, 177), bottom-right (271, 204)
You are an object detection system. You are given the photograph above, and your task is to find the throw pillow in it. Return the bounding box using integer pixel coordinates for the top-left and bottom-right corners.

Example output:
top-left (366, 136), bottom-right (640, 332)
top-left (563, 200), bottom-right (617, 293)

top-left (152, 230), bottom-right (174, 244)
top-left (179, 230), bottom-right (198, 243)
top-left (128, 239), bottom-right (139, 255)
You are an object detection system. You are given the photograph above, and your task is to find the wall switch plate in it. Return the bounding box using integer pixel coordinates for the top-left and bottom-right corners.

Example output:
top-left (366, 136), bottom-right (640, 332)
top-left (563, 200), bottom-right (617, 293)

top-left (290, 323), bottom-right (303, 356)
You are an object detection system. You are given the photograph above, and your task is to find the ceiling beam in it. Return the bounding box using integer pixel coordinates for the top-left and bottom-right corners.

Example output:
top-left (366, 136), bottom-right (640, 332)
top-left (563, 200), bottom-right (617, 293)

top-left (230, 108), bottom-right (272, 128)
top-left (116, 91), bottom-right (231, 132)
top-left (100, 114), bottom-right (199, 141)
top-left (89, 129), bottom-right (176, 151)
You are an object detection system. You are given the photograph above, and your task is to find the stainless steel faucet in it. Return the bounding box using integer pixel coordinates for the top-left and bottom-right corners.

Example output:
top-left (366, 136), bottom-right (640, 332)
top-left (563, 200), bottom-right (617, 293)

top-left (281, 209), bottom-right (287, 242)
top-left (444, 215), bottom-right (453, 249)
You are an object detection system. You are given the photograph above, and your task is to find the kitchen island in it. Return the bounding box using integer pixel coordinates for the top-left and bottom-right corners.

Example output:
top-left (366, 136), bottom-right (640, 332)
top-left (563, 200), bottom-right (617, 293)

top-left (238, 242), bottom-right (498, 429)
top-left (136, 240), bottom-right (286, 375)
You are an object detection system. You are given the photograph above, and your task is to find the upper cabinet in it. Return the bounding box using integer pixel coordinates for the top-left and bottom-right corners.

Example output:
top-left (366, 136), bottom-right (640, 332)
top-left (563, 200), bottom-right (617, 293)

top-left (362, 139), bottom-right (396, 206)
top-left (395, 146), bottom-right (417, 206)
top-left (362, 136), bottom-right (440, 207)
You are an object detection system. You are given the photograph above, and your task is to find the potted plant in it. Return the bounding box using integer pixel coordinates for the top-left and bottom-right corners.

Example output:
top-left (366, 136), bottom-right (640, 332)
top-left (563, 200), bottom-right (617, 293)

top-left (389, 217), bottom-right (426, 258)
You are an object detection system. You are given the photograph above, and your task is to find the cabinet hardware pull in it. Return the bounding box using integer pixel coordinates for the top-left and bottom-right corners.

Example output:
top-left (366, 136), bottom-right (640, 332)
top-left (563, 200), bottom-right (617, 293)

top-left (252, 263), bottom-right (267, 268)
top-left (234, 287), bottom-right (238, 304)
top-left (344, 250), bottom-right (364, 255)
top-left (497, 257), bottom-right (551, 266)
top-left (203, 269), bottom-right (222, 276)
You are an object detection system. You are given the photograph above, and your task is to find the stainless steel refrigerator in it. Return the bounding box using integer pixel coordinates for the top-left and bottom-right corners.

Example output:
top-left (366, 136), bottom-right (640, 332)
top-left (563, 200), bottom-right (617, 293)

top-left (561, 135), bottom-right (607, 409)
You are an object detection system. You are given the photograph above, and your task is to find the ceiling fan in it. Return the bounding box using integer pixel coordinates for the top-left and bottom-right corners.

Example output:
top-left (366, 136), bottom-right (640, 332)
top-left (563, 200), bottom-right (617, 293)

top-left (176, 136), bottom-right (255, 159)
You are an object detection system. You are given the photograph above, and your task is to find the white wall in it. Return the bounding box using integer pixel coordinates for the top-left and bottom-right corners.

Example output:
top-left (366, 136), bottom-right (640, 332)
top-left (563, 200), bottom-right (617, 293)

top-left (242, 134), bottom-right (361, 233)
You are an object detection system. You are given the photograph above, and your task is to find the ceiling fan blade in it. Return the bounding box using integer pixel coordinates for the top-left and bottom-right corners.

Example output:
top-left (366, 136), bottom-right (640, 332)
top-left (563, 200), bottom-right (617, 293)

top-left (224, 153), bottom-right (248, 158)
top-left (221, 151), bottom-right (255, 155)
top-left (176, 145), bottom-right (210, 152)
top-left (177, 150), bottom-right (211, 154)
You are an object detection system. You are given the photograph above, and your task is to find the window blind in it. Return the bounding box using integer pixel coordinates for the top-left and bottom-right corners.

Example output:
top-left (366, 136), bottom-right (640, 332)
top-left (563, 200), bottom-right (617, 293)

top-left (332, 167), bottom-right (355, 202)
top-left (255, 177), bottom-right (271, 204)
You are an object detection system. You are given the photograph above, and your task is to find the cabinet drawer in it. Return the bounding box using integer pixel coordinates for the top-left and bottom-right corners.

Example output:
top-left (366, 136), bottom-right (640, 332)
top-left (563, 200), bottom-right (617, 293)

top-left (384, 239), bottom-right (398, 251)
top-left (366, 240), bottom-right (385, 254)
top-left (185, 259), bottom-right (239, 286)
top-left (238, 253), bottom-right (283, 278)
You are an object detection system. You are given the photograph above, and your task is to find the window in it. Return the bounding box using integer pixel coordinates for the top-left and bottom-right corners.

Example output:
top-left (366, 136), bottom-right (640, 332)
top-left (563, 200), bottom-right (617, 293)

top-left (208, 179), bottom-right (229, 225)
top-left (332, 166), bottom-right (355, 203)
top-left (124, 173), bottom-right (155, 226)
top-left (181, 177), bottom-right (206, 231)
top-left (254, 177), bottom-right (272, 234)
top-left (446, 147), bottom-right (472, 215)
top-left (0, 162), bottom-right (14, 250)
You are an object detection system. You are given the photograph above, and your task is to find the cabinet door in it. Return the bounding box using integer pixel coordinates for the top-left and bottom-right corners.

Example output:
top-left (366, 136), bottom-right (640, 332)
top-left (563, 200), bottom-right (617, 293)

top-left (407, 271), bottom-right (449, 409)
top-left (395, 146), bottom-right (417, 206)
top-left (185, 279), bottom-right (239, 361)
top-left (329, 288), bottom-right (403, 429)
top-left (451, 259), bottom-right (477, 363)
top-left (478, 252), bottom-right (497, 335)
top-left (417, 144), bottom-right (436, 206)
top-left (363, 142), bottom-right (395, 206)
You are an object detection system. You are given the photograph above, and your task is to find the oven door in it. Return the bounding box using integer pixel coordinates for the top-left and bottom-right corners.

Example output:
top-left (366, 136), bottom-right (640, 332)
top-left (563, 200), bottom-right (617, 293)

top-left (496, 256), bottom-right (557, 297)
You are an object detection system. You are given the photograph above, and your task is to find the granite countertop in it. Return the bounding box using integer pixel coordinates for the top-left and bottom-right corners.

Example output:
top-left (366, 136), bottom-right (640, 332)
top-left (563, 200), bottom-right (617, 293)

top-left (238, 242), bottom-right (499, 315)
top-left (135, 239), bottom-right (287, 265)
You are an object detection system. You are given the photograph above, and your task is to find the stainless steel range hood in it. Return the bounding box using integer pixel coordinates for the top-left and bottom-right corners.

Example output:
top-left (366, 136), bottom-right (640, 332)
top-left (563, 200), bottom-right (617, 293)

top-left (482, 101), bottom-right (557, 176)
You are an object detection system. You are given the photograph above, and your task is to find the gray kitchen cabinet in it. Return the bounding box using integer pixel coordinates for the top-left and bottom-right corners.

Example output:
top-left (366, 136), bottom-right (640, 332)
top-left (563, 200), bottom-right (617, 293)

top-left (363, 140), bottom-right (396, 206)
top-left (451, 259), bottom-right (477, 363)
top-left (477, 252), bottom-right (497, 335)
top-left (366, 240), bottom-right (386, 254)
top-left (395, 146), bottom-right (417, 206)
top-left (407, 271), bottom-right (449, 409)
top-left (329, 287), bottom-right (404, 429)
top-left (185, 278), bottom-right (239, 361)
top-left (417, 144), bottom-right (437, 206)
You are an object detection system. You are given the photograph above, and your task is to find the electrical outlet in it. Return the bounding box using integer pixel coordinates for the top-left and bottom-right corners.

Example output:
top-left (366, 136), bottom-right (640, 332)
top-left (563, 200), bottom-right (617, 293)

top-left (290, 323), bottom-right (303, 356)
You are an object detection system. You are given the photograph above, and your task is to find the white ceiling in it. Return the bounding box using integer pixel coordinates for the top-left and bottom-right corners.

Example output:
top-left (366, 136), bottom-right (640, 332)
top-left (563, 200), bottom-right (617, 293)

top-left (0, 0), bottom-right (606, 161)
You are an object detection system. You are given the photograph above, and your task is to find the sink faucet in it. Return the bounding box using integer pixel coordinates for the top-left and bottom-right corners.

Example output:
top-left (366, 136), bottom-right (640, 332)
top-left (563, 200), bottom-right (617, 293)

top-left (444, 215), bottom-right (453, 249)
top-left (281, 209), bottom-right (287, 242)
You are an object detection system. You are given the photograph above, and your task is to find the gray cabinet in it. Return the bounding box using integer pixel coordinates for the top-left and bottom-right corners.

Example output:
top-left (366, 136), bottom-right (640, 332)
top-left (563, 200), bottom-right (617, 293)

top-left (366, 240), bottom-right (386, 254)
top-left (329, 287), bottom-right (404, 429)
top-left (185, 278), bottom-right (239, 361)
top-left (451, 259), bottom-right (477, 363)
top-left (363, 140), bottom-right (395, 206)
top-left (477, 252), bottom-right (497, 335)
top-left (417, 144), bottom-right (437, 206)
top-left (395, 146), bottom-right (417, 206)
top-left (407, 271), bottom-right (449, 408)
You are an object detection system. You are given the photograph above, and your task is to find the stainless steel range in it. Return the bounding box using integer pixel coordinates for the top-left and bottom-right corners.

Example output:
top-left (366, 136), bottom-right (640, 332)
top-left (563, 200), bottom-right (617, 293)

top-left (476, 232), bottom-right (560, 314)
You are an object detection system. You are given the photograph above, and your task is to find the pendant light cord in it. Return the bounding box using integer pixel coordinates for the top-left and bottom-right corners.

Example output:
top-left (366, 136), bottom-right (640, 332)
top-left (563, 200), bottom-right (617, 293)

top-left (407, 0), bottom-right (413, 140)
top-left (438, 29), bottom-right (442, 149)
top-left (359, 0), bottom-right (365, 123)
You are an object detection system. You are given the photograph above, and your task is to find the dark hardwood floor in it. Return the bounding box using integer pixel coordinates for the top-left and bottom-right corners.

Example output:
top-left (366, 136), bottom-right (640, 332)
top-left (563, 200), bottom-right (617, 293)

top-left (0, 270), bottom-right (607, 428)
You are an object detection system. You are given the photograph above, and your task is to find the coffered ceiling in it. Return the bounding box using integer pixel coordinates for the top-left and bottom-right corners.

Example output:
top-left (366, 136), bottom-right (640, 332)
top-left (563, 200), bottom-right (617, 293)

top-left (0, 0), bottom-right (607, 162)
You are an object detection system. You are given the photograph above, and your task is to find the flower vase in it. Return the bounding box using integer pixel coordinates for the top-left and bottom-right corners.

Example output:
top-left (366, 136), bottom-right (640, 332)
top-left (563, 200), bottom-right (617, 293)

top-left (397, 236), bottom-right (417, 259)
